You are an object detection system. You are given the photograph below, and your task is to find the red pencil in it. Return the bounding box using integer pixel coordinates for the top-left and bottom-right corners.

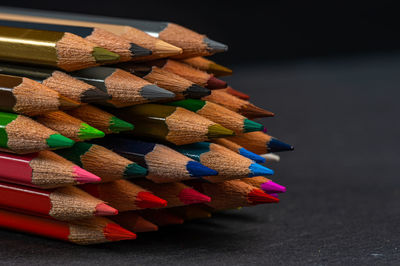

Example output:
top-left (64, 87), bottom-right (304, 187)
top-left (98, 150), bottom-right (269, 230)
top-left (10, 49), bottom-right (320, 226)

top-left (138, 209), bottom-right (184, 226)
top-left (0, 150), bottom-right (100, 189)
top-left (80, 179), bottom-right (167, 212)
top-left (190, 180), bottom-right (279, 210)
top-left (222, 87), bottom-right (250, 100)
top-left (0, 208), bottom-right (136, 245)
top-left (0, 182), bottom-right (117, 221)
top-left (111, 212), bottom-right (158, 233)
top-left (133, 179), bottom-right (211, 208)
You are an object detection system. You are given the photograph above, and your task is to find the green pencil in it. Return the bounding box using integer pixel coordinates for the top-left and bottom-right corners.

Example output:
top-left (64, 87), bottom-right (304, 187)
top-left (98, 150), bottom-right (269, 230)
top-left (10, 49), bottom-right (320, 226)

top-left (167, 99), bottom-right (264, 133)
top-left (0, 111), bottom-right (74, 154)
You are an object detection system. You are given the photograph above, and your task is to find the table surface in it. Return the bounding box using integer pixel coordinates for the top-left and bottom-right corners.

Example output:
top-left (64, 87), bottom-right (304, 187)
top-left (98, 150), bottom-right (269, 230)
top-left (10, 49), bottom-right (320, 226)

top-left (2, 54), bottom-right (400, 265)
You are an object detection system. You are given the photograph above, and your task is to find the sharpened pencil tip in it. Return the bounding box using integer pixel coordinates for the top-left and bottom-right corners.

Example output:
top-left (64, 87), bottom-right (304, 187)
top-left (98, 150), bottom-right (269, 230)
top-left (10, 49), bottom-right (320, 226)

top-left (243, 119), bottom-right (265, 133)
top-left (58, 95), bottom-right (81, 109)
top-left (225, 87), bottom-right (249, 100)
top-left (154, 39), bottom-right (183, 56)
top-left (206, 76), bottom-right (227, 89)
top-left (134, 216), bottom-right (159, 232)
top-left (129, 43), bottom-right (152, 57)
top-left (80, 88), bottom-right (112, 103)
top-left (78, 123), bottom-right (105, 140)
top-left (261, 181), bottom-right (286, 193)
top-left (109, 116), bottom-right (134, 133)
top-left (47, 134), bottom-right (75, 149)
top-left (136, 191), bottom-right (168, 209)
top-left (249, 163), bottom-right (274, 177)
top-left (104, 222), bottom-right (137, 241)
top-left (207, 124), bottom-right (235, 138)
top-left (92, 47), bottom-right (120, 63)
top-left (268, 138), bottom-right (294, 152)
top-left (140, 84), bottom-right (176, 100)
top-left (261, 153), bottom-right (281, 162)
top-left (186, 161), bottom-right (218, 177)
top-left (203, 37), bottom-right (228, 53)
top-left (186, 84), bottom-right (211, 98)
top-left (208, 63), bottom-right (233, 77)
top-left (73, 165), bottom-right (101, 183)
top-left (124, 163), bottom-right (148, 178)
top-left (179, 188), bottom-right (211, 204)
top-left (248, 189), bottom-right (280, 204)
top-left (95, 203), bottom-right (118, 216)
top-left (239, 148), bottom-right (266, 163)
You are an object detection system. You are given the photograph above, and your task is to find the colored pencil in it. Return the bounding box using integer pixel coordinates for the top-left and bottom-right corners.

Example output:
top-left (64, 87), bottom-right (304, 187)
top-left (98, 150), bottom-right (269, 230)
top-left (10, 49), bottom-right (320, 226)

top-left (115, 63), bottom-right (211, 99)
top-left (111, 212), bottom-right (158, 233)
top-left (66, 105), bottom-right (134, 134)
top-left (260, 153), bottom-right (281, 162)
top-left (0, 111), bottom-right (74, 154)
top-left (138, 209), bottom-right (184, 226)
top-left (93, 137), bottom-right (217, 183)
top-left (241, 176), bottom-right (286, 194)
top-left (55, 142), bottom-right (147, 183)
top-left (149, 59), bottom-right (227, 89)
top-left (181, 57), bottom-right (233, 77)
top-left (221, 87), bottom-right (250, 100)
top-left (133, 179), bottom-right (211, 208)
top-left (110, 104), bottom-right (234, 145)
top-left (36, 111), bottom-right (105, 142)
top-left (0, 18), bottom-right (151, 61)
top-left (228, 131), bottom-right (294, 154)
top-left (169, 205), bottom-right (212, 220)
top-left (174, 142), bottom-right (274, 183)
top-left (0, 182), bottom-right (117, 221)
top-left (0, 150), bottom-right (100, 189)
top-left (0, 25), bottom-right (119, 71)
top-left (203, 90), bottom-right (275, 118)
top-left (0, 11), bottom-right (183, 60)
top-left (212, 138), bottom-right (266, 163)
top-left (80, 180), bottom-right (167, 212)
top-left (167, 99), bottom-right (265, 133)
top-left (191, 180), bottom-right (279, 210)
top-left (68, 67), bottom-right (175, 106)
top-left (0, 63), bottom-right (110, 103)
top-left (0, 74), bottom-right (80, 116)
top-left (0, 209), bottom-right (136, 244)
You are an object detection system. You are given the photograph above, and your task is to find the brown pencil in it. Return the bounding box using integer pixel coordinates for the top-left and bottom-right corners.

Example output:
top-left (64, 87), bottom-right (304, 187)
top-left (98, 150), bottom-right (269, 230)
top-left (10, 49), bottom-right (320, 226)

top-left (110, 212), bottom-right (158, 232)
top-left (138, 209), bottom-right (184, 226)
top-left (80, 180), bottom-right (167, 212)
top-left (116, 63), bottom-right (211, 99)
top-left (169, 205), bottom-right (212, 221)
top-left (0, 12), bottom-right (183, 60)
top-left (0, 74), bottom-right (80, 116)
top-left (190, 180), bottom-right (279, 210)
top-left (228, 131), bottom-right (294, 154)
top-left (220, 87), bottom-right (250, 100)
top-left (203, 89), bottom-right (275, 118)
top-left (148, 59), bottom-right (227, 89)
top-left (0, 25), bottom-right (119, 71)
top-left (133, 179), bottom-right (211, 208)
top-left (36, 111), bottom-right (105, 142)
top-left (180, 57), bottom-right (233, 77)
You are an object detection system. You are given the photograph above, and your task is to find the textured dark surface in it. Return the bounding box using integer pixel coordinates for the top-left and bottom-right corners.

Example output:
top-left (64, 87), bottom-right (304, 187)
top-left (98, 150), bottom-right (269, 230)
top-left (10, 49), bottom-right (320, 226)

top-left (2, 54), bottom-right (400, 265)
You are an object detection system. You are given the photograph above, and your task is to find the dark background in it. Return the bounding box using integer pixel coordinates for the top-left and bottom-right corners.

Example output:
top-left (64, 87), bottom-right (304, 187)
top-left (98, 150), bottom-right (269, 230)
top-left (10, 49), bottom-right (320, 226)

top-left (2, 1), bottom-right (400, 64)
top-left (1, 1), bottom-right (400, 265)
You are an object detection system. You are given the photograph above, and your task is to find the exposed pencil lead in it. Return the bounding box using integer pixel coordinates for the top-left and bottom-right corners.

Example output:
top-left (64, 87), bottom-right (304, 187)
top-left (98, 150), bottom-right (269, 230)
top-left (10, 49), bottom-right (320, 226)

top-left (129, 43), bottom-right (152, 57)
top-left (203, 37), bottom-right (228, 53)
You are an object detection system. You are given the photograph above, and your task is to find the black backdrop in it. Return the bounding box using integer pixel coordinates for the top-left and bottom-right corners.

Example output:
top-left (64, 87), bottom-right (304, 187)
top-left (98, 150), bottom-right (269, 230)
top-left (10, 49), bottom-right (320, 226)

top-left (1, 1), bottom-right (400, 64)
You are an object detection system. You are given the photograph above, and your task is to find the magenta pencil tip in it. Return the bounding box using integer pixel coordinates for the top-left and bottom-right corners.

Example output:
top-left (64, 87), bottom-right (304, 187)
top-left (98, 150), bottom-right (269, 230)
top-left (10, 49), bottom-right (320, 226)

top-left (73, 166), bottom-right (101, 183)
top-left (261, 181), bottom-right (286, 193)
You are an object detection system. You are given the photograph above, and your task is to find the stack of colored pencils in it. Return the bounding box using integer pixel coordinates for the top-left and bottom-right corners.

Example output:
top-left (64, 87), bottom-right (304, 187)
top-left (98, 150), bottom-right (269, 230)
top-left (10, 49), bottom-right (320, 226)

top-left (0, 9), bottom-right (294, 245)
